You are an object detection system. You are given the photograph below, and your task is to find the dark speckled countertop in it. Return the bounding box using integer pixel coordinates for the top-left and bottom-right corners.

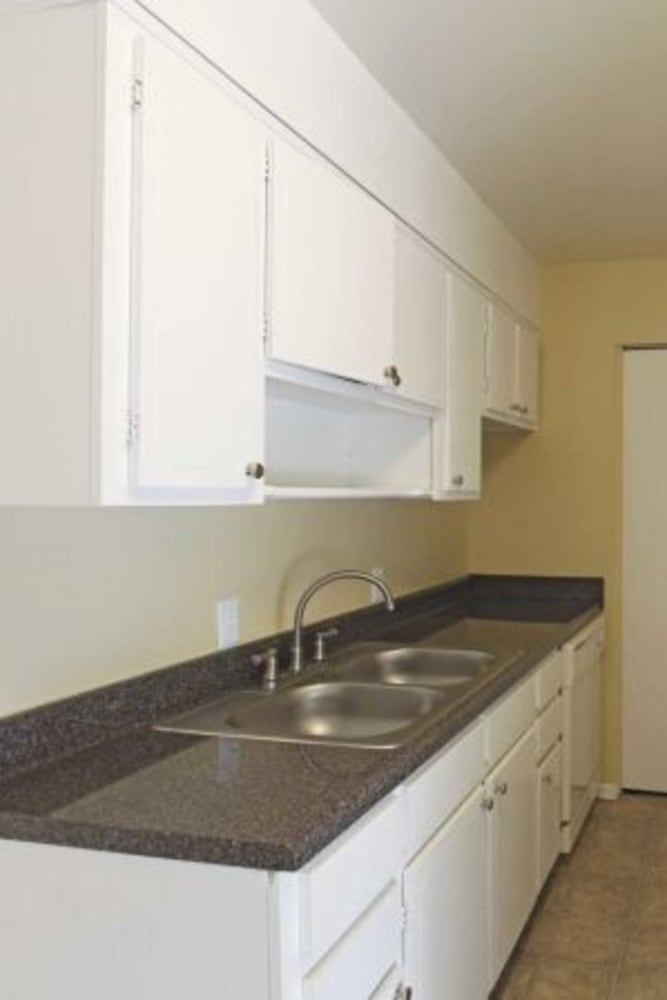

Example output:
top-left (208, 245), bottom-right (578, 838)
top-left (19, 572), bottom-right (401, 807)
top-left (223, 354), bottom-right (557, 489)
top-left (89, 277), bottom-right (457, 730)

top-left (0, 575), bottom-right (603, 870)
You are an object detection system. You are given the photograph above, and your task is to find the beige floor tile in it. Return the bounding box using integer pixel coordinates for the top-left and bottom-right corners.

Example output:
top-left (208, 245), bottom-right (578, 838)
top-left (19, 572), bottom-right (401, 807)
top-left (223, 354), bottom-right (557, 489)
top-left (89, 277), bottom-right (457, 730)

top-left (546, 869), bottom-right (636, 922)
top-left (563, 834), bottom-right (646, 880)
top-left (523, 960), bottom-right (611, 999)
top-left (613, 964), bottom-right (667, 999)
top-left (645, 826), bottom-right (667, 872)
top-left (598, 795), bottom-right (660, 825)
top-left (522, 905), bottom-right (626, 963)
top-left (625, 916), bottom-right (667, 965)
top-left (497, 796), bottom-right (667, 999)
top-left (492, 955), bottom-right (532, 999)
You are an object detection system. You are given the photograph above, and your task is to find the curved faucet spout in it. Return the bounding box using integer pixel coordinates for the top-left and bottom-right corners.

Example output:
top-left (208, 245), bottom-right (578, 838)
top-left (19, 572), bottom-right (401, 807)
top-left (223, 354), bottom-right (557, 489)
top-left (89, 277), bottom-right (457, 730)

top-left (291, 570), bottom-right (395, 673)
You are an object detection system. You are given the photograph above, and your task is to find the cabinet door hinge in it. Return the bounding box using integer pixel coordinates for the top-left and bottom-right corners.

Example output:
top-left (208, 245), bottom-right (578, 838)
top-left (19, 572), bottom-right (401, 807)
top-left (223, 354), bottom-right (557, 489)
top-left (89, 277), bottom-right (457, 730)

top-left (262, 312), bottom-right (270, 343)
top-left (131, 77), bottom-right (144, 111)
top-left (264, 147), bottom-right (271, 182)
top-left (126, 411), bottom-right (140, 447)
top-left (400, 904), bottom-right (408, 933)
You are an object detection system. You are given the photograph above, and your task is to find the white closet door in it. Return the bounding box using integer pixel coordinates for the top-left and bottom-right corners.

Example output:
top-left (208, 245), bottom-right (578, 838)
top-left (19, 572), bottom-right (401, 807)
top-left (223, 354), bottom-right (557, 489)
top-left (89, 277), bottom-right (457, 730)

top-left (622, 348), bottom-right (667, 790)
top-left (130, 36), bottom-right (265, 498)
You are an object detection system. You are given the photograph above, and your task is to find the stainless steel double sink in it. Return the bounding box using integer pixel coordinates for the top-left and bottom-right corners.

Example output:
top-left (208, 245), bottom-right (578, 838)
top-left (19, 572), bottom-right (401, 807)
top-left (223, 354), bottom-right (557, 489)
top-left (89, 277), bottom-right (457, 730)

top-left (155, 642), bottom-right (519, 750)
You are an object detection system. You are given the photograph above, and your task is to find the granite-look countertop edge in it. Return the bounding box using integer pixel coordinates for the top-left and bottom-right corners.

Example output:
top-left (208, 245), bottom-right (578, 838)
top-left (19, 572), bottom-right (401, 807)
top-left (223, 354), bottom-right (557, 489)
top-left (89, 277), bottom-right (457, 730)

top-left (0, 603), bottom-right (603, 871)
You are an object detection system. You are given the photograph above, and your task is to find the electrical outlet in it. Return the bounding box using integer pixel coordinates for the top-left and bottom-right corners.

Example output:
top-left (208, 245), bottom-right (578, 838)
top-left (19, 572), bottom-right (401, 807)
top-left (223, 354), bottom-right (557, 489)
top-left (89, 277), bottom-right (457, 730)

top-left (216, 597), bottom-right (239, 649)
top-left (369, 567), bottom-right (386, 603)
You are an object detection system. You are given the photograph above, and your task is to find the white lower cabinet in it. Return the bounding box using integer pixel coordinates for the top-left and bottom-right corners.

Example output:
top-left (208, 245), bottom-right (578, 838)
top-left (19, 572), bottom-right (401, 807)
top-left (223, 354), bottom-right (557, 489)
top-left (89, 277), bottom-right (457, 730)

top-left (404, 784), bottom-right (488, 1000)
top-left (302, 884), bottom-right (402, 1000)
top-left (486, 726), bottom-right (539, 989)
top-left (538, 740), bottom-right (563, 887)
top-left (0, 655), bottom-right (570, 1000)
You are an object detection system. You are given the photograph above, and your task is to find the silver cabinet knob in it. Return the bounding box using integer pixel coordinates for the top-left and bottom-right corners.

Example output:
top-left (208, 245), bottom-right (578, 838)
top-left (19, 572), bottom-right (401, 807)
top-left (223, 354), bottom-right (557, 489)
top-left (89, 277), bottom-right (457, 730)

top-left (452, 474), bottom-right (465, 487)
top-left (245, 461), bottom-right (265, 480)
top-left (383, 365), bottom-right (402, 387)
top-left (481, 796), bottom-right (495, 811)
top-left (495, 781), bottom-right (509, 796)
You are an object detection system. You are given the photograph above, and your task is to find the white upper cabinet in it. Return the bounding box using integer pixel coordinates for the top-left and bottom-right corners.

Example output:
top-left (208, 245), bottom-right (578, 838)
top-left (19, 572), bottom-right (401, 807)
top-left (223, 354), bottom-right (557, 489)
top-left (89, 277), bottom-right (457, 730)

top-left (128, 35), bottom-right (266, 501)
top-left (484, 304), bottom-right (516, 420)
top-left (434, 272), bottom-right (485, 498)
top-left (1, 2), bottom-right (540, 506)
top-left (1, 5), bottom-right (268, 505)
top-left (267, 137), bottom-right (395, 387)
top-left (394, 226), bottom-right (447, 408)
top-left (517, 324), bottom-right (540, 425)
top-left (484, 304), bottom-right (540, 429)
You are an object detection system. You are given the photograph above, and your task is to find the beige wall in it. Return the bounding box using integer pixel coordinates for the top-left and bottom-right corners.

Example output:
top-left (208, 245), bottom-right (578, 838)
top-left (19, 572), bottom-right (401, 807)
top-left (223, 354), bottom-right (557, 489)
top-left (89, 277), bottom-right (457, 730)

top-left (0, 501), bottom-right (467, 717)
top-left (469, 259), bottom-right (667, 783)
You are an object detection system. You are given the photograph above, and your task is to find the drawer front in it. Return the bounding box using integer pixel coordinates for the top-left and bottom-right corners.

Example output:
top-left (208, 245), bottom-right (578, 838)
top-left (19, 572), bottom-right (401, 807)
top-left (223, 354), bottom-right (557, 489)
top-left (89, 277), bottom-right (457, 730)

top-left (537, 695), bottom-right (563, 760)
top-left (302, 883), bottom-right (401, 1000)
top-left (485, 674), bottom-right (536, 766)
top-left (404, 720), bottom-right (485, 859)
top-left (299, 794), bottom-right (401, 966)
top-left (535, 650), bottom-right (564, 710)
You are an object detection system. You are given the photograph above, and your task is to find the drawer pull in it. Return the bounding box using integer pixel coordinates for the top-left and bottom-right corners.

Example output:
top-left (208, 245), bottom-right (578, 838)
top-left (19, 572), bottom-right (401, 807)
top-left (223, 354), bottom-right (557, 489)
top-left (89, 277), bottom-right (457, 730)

top-left (383, 365), bottom-right (402, 387)
top-left (481, 796), bottom-right (495, 811)
top-left (495, 781), bottom-right (509, 796)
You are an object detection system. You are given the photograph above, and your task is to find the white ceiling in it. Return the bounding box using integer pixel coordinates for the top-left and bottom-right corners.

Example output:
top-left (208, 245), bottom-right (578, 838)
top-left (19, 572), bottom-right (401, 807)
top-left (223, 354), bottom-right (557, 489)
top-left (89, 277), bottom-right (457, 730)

top-left (308, 0), bottom-right (667, 262)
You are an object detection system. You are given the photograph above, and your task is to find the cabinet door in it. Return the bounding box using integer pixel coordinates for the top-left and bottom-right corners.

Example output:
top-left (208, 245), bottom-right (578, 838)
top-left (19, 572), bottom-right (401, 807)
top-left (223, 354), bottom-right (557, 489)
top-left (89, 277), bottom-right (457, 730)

top-left (394, 226), bottom-right (447, 407)
top-left (486, 727), bottom-right (538, 987)
top-left (538, 741), bottom-right (563, 888)
top-left (517, 325), bottom-right (540, 426)
top-left (302, 884), bottom-right (402, 1000)
top-left (484, 303), bottom-right (516, 419)
top-left (404, 785), bottom-right (488, 1000)
top-left (129, 36), bottom-right (265, 499)
top-left (434, 272), bottom-right (485, 497)
top-left (268, 138), bottom-right (394, 386)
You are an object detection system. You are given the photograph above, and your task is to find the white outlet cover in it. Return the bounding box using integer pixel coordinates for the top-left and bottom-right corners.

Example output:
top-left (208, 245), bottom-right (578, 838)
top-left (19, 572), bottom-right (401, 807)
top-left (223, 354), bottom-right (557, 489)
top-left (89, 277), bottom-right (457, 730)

top-left (216, 597), bottom-right (239, 649)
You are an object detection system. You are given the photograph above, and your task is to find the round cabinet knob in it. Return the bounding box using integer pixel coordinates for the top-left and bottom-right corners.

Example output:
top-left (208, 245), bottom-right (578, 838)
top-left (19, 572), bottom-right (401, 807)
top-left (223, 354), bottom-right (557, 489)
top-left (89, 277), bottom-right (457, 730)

top-left (544, 774), bottom-right (554, 786)
top-left (452, 474), bottom-right (465, 487)
top-left (383, 365), bottom-right (402, 387)
top-left (245, 461), bottom-right (265, 480)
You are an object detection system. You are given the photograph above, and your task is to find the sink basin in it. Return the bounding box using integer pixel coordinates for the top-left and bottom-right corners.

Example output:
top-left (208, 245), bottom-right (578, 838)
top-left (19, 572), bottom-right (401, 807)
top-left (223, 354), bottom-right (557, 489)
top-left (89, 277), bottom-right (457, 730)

top-left (328, 645), bottom-right (496, 687)
top-left (155, 680), bottom-right (451, 749)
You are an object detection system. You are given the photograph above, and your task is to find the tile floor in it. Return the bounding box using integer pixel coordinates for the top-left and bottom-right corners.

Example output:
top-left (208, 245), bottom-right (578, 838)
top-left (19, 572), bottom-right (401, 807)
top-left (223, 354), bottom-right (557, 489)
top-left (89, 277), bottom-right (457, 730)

top-left (492, 793), bottom-right (667, 1000)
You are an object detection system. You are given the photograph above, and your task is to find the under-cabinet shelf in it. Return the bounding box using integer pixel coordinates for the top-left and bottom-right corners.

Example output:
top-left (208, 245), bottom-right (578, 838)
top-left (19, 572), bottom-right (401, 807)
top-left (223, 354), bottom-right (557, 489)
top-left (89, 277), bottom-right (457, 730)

top-left (265, 368), bottom-right (435, 497)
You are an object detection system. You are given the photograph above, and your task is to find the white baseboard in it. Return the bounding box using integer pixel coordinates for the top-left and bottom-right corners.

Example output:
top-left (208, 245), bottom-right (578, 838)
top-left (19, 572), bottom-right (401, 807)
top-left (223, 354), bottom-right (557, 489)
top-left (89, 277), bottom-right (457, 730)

top-left (597, 783), bottom-right (621, 801)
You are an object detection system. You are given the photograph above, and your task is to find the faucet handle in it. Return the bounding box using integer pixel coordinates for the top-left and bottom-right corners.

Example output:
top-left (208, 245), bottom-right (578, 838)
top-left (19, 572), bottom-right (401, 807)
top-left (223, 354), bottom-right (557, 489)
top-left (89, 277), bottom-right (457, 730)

top-left (251, 647), bottom-right (280, 689)
top-left (313, 627), bottom-right (340, 662)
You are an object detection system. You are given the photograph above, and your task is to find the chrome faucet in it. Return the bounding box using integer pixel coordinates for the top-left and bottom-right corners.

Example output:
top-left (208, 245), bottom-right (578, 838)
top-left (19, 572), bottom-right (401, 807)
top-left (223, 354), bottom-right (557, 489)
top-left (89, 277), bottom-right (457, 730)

top-left (290, 570), bottom-right (396, 673)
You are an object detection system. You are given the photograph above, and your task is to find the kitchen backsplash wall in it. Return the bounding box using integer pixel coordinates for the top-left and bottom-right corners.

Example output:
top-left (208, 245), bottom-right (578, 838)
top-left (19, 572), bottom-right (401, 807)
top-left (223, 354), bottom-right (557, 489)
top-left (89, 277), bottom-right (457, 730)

top-left (0, 501), bottom-right (467, 717)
